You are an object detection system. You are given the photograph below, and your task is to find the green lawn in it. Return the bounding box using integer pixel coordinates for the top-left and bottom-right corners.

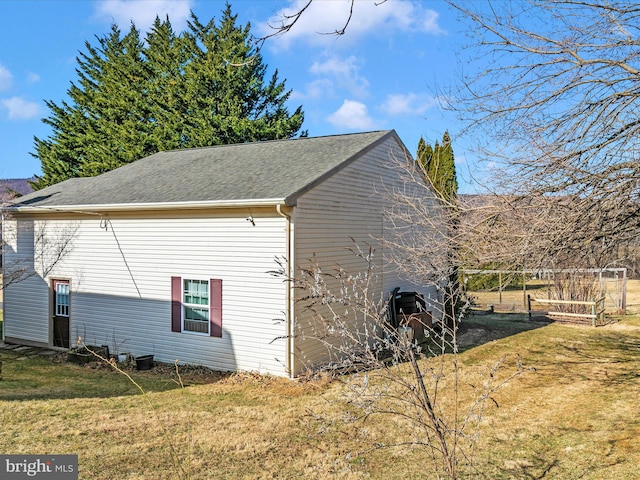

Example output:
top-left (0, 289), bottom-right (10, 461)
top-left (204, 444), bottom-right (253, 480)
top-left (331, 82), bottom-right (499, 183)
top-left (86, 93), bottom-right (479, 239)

top-left (1, 314), bottom-right (640, 479)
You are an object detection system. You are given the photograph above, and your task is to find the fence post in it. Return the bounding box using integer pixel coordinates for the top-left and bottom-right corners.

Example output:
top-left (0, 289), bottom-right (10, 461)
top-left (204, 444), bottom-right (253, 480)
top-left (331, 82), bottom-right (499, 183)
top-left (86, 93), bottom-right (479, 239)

top-left (622, 269), bottom-right (627, 314)
top-left (591, 299), bottom-right (596, 327)
top-left (527, 294), bottom-right (532, 321)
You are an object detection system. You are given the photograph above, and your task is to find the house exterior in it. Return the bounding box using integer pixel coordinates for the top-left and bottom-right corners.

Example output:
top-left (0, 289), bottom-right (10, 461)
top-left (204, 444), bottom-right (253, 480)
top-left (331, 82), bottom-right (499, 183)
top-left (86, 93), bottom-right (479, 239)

top-left (1, 178), bottom-right (34, 295)
top-left (1, 130), bottom-right (437, 377)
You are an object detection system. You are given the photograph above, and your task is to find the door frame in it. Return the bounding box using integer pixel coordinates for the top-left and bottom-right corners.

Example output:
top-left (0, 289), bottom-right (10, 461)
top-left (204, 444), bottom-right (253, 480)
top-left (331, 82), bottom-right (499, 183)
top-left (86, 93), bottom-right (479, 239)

top-left (51, 278), bottom-right (71, 348)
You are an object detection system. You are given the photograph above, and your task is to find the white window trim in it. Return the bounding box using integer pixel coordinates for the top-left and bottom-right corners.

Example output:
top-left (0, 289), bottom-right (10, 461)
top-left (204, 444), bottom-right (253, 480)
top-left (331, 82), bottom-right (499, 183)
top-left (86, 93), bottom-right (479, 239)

top-left (181, 277), bottom-right (210, 336)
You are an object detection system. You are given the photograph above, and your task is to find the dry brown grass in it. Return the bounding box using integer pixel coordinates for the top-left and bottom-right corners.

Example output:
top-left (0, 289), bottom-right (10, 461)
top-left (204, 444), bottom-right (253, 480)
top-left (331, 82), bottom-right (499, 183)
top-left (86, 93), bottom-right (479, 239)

top-left (460, 316), bottom-right (640, 479)
top-left (2, 311), bottom-right (640, 478)
top-left (624, 279), bottom-right (640, 314)
top-left (0, 356), bottom-right (372, 479)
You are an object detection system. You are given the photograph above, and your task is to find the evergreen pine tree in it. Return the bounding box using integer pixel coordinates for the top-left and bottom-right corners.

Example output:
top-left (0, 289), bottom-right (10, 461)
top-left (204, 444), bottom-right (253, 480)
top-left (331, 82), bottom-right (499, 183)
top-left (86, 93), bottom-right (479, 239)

top-left (80, 24), bottom-right (152, 177)
top-left (416, 131), bottom-right (457, 203)
top-left (32, 5), bottom-right (304, 189)
top-left (438, 131), bottom-right (458, 203)
top-left (416, 137), bottom-right (433, 174)
top-left (182, 6), bottom-right (304, 146)
top-left (33, 24), bottom-right (151, 187)
top-left (145, 16), bottom-right (190, 152)
top-left (416, 132), bottom-right (459, 326)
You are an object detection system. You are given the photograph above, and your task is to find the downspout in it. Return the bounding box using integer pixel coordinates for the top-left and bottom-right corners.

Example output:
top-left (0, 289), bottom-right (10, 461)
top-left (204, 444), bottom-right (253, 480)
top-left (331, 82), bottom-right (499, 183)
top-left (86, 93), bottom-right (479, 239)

top-left (276, 204), bottom-right (295, 378)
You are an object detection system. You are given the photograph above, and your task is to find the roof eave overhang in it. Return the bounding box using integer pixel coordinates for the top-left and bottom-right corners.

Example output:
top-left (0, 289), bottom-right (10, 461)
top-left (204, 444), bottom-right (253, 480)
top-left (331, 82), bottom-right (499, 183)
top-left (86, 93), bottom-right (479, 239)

top-left (7, 197), bottom-right (293, 214)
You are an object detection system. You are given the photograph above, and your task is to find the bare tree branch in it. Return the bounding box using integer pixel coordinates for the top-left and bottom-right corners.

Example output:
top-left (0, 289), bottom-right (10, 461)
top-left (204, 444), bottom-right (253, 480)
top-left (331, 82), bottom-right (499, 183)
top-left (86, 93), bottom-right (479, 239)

top-left (1, 214), bottom-right (77, 290)
top-left (447, 0), bottom-right (640, 269)
top-left (258, 0), bottom-right (388, 42)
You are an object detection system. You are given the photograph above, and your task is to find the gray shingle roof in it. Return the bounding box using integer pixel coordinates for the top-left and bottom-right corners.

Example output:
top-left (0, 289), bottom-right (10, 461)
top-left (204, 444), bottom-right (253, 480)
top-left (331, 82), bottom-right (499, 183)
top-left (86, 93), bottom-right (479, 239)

top-left (12, 130), bottom-right (397, 212)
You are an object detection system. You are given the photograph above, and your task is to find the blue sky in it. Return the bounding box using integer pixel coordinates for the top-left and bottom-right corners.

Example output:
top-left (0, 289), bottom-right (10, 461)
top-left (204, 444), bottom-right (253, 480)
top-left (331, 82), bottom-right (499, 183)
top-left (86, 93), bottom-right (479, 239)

top-left (0, 0), bottom-right (475, 189)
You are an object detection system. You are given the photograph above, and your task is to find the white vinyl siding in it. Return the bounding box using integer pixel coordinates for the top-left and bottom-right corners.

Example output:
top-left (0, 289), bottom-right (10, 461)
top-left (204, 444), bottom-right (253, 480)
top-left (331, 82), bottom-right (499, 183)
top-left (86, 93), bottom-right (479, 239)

top-left (2, 218), bottom-right (50, 345)
top-left (291, 137), bottom-right (438, 373)
top-left (3, 210), bottom-right (289, 375)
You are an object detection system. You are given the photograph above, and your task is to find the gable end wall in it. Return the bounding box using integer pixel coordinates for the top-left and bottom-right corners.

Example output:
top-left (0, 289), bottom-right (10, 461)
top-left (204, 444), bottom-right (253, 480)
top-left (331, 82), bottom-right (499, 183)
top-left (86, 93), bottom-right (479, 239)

top-left (291, 137), bottom-right (432, 373)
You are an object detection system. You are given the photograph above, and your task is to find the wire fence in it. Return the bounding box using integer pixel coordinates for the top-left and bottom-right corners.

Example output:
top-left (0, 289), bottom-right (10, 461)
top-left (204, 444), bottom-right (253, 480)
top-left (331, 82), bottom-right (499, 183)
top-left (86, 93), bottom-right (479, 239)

top-left (462, 268), bottom-right (627, 318)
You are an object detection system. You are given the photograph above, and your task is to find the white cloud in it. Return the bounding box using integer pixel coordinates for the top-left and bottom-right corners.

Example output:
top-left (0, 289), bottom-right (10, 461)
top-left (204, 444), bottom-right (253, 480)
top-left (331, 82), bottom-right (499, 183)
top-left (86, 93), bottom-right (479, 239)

top-left (421, 9), bottom-right (444, 34)
top-left (380, 93), bottom-right (437, 116)
top-left (95, 0), bottom-right (193, 32)
top-left (26, 72), bottom-right (40, 83)
top-left (327, 100), bottom-right (377, 130)
top-left (293, 55), bottom-right (369, 101)
top-left (290, 78), bottom-right (335, 100)
top-left (1, 97), bottom-right (41, 120)
top-left (260, 0), bottom-right (445, 49)
top-left (0, 63), bottom-right (12, 91)
top-left (310, 55), bottom-right (369, 97)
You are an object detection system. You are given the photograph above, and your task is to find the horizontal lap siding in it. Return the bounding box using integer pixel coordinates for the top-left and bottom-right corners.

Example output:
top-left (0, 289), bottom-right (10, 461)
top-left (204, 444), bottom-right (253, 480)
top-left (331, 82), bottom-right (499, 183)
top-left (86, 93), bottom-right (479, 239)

top-left (3, 218), bottom-right (50, 344)
top-left (7, 210), bottom-right (289, 375)
top-left (3, 276), bottom-right (50, 345)
top-left (292, 140), bottom-right (398, 373)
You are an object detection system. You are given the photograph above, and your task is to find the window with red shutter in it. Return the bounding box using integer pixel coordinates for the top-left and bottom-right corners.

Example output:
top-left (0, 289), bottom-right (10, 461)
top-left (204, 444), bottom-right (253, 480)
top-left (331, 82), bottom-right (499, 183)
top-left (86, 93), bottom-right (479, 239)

top-left (171, 277), bottom-right (222, 337)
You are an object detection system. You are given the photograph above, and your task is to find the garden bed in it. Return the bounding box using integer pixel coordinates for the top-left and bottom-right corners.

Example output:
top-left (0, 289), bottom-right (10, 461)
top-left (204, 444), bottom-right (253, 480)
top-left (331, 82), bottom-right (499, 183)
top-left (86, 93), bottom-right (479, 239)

top-left (67, 345), bottom-right (109, 365)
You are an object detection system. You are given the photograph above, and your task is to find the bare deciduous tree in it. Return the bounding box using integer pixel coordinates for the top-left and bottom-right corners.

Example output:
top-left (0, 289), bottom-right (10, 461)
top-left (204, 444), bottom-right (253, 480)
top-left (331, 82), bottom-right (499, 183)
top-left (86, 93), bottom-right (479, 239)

top-left (449, 0), bottom-right (640, 269)
top-left (271, 153), bottom-right (528, 479)
top-left (260, 0), bottom-right (388, 42)
top-left (257, 0), bottom-right (635, 271)
top-left (277, 242), bottom-right (525, 479)
top-left (1, 218), bottom-right (77, 290)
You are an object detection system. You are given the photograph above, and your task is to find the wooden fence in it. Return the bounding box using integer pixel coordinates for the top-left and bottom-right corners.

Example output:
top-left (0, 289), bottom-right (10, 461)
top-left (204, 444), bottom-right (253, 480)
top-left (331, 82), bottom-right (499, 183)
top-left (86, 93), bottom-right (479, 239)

top-left (462, 268), bottom-right (627, 315)
top-left (528, 295), bottom-right (606, 326)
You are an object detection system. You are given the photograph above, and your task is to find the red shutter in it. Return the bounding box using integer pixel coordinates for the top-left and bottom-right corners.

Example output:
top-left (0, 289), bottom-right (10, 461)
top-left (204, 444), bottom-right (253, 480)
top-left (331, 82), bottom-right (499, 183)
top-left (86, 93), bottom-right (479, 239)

top-left (210, 278), bottom-right (222, 337)
top-left (171, 276), bottom-right (182, 332)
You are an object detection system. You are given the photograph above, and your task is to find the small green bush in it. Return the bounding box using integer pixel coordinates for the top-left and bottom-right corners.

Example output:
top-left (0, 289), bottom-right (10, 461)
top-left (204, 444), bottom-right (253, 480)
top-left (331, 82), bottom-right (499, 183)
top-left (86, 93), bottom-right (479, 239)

top-left (463, 267), bottom-right (530, 291)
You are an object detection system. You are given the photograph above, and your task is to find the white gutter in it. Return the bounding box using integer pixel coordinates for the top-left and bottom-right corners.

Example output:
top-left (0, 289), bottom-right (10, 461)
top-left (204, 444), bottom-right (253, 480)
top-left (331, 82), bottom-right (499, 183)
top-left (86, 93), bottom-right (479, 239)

top-left (276, 203), bottom-right (295, 378)
top-left (10, 198), bottom-right (288, 214)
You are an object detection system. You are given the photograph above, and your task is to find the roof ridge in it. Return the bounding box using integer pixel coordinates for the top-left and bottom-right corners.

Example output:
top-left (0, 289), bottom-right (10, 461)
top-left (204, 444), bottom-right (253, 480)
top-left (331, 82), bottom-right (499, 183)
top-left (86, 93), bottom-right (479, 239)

top-left (157, 130), bottom-right (393, 154)
top-left (10, 130), bottom-right (403, 211)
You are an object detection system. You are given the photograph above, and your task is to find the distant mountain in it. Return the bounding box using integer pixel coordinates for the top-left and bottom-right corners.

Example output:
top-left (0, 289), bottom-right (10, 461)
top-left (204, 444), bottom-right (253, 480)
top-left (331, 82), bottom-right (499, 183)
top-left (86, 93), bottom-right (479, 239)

top-left (0, 178), bottom-right (34, 200)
